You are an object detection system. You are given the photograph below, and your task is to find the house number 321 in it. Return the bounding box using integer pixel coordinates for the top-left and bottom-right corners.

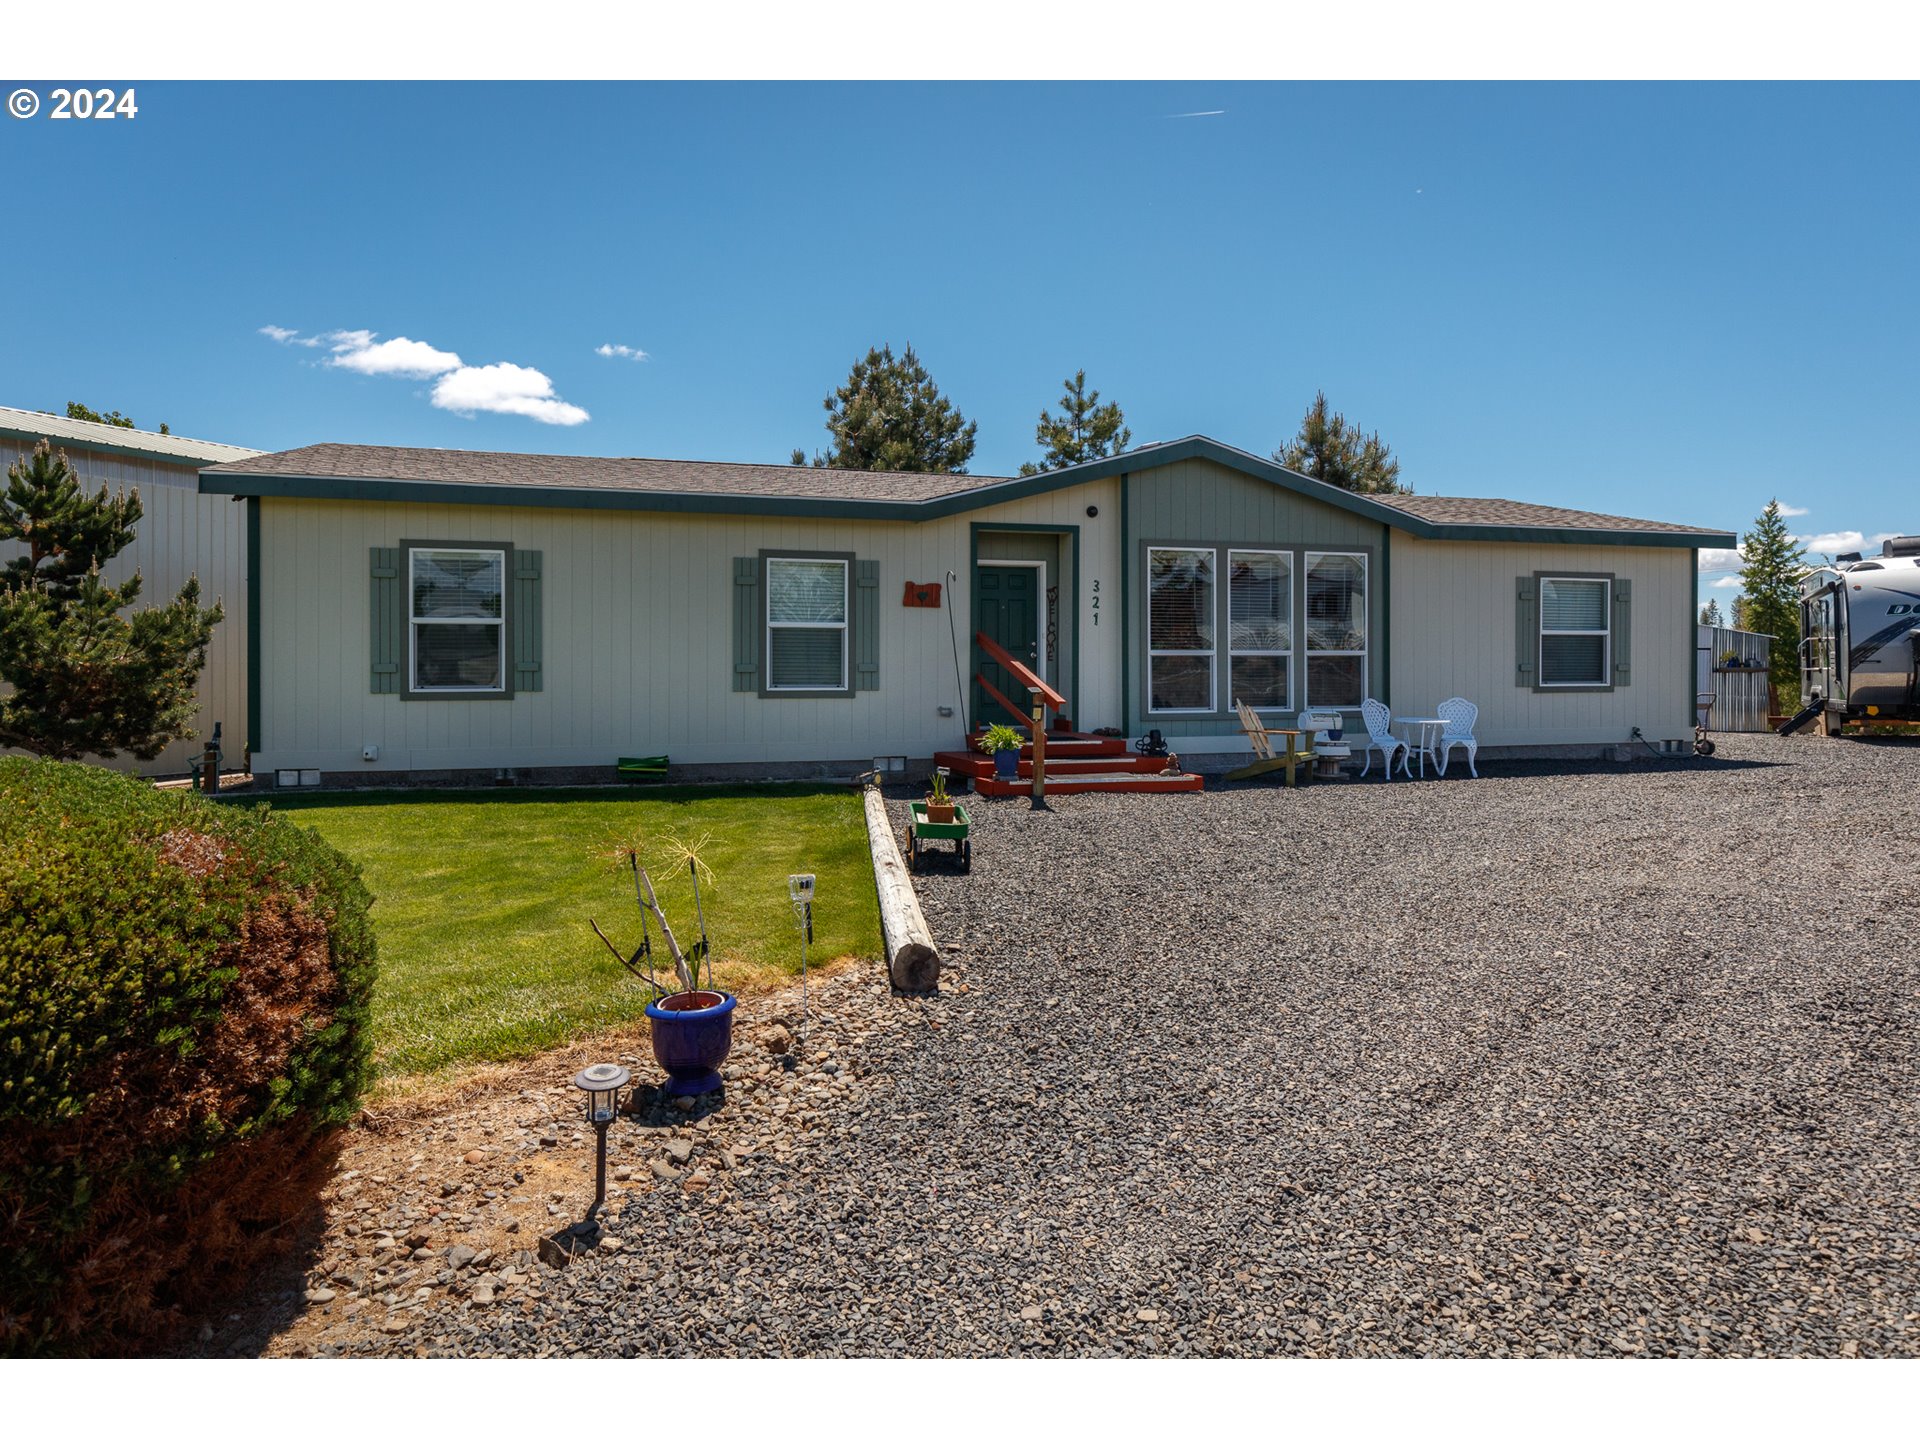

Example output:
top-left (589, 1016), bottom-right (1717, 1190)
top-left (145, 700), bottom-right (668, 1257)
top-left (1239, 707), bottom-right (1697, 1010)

top-left (1091, 578), bottom-right (1100, 625)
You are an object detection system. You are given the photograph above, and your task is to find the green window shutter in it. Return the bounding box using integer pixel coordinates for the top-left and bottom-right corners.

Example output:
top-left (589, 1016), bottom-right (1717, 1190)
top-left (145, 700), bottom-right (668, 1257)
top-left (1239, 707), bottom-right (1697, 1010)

top-left (1611, 577), bottom-right (1632, 687)
top-left (370, 547), bottom-right (402, 693)
top-left (1514, 575), bottom-right (1537, 687)
top-left (514, 550), bottom-right (544, 693)
top-left (854, 558), bottom-right (880, 692)
top-left (732, 556), bottom-right (761, 692)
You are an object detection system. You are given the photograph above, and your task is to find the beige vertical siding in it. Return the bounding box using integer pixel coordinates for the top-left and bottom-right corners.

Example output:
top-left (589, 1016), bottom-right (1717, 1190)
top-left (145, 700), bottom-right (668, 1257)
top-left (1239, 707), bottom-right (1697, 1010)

top-left (1387, 534), bottom-right (1694, 748)
top-left (0, 440), bottom-right (246, 775)
top-left (254, 480), bottom-right (1120, 776)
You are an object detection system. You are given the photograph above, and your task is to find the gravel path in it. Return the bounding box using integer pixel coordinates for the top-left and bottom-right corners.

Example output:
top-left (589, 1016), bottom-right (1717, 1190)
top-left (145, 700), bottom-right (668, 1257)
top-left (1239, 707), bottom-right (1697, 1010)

top-left (198, 734), bottom-right (1919, 1357)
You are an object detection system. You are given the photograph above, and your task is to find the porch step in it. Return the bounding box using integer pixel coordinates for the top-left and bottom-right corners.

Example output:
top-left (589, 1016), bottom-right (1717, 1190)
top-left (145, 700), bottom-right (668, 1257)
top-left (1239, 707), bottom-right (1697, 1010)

top-left (968, 769), bottom-right (1205, 797)
top-left (935, 750), bottom-right (1176, 779)
top-left (963, 730), bottom-right (1131, 760)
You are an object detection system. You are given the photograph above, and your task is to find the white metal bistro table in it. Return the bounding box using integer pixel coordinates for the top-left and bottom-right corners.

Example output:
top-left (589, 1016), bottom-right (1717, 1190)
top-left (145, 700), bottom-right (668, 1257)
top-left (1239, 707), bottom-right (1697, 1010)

top-left (1392, 717), bottom-right (1446, 777)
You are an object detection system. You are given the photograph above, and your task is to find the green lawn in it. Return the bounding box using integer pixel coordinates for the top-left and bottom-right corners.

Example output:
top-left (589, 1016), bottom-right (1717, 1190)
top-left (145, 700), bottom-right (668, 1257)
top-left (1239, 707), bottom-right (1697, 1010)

top-left (264, 785), bottom-right (881, 1080)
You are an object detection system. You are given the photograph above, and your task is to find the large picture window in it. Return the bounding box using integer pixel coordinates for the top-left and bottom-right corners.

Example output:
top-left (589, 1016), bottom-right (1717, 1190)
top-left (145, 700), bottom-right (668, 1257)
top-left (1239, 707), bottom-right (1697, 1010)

top-left (410, 547), bottom-right (506, 693)
top-left (766, 556), bottom-right (849, 691)
top-left (1147, 547), bottom-right (1215, 712)
top-left (1228, 549), bottom-right (1292, 710)
top-left (1539, 576), bottom-right (1611, 686)
top-left (1304, 551), bottom-right (1367, 709)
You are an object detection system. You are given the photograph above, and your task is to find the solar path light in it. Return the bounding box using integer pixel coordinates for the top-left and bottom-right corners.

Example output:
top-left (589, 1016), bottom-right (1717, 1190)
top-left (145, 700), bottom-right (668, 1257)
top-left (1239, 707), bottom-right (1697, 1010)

top-left (571, 1062), bottom-right (630, 1224)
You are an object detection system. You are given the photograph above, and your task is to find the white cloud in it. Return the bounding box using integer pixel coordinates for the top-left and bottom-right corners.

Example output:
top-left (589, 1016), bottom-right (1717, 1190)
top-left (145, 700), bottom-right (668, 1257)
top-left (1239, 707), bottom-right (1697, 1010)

top-left (431, 362), bottom-right (589, 426)
top-left (325, 330), bottom-right (463, 379)
top-left (1776, 503), bottom-right (1810, 517)
top-left (1711, 575), bottom-right (1743, 589)
top-left (1797, 530), bottom-right (1865, 555)
top-left (266, 324), bottom-right (588, 425)
top-left (1872, 532), bottom-right (1903, 544)
top-left (1697, 547), bottom-right (1744, 574)
top-left (595, 343), bottom-right (650, 361)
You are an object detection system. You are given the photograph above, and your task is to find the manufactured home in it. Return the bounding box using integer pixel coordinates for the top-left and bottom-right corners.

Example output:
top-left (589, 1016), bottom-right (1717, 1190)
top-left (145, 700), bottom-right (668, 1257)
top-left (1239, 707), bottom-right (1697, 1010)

top-left (1, 406), bottom-right (261, 775)
top-left (196, 435), bottom-right (1735, 789)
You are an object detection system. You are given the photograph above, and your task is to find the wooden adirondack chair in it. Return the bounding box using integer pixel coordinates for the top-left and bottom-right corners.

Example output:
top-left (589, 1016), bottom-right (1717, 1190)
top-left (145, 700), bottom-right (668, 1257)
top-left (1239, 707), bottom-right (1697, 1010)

top-left (1225, 699), bottom-right (1315, 786)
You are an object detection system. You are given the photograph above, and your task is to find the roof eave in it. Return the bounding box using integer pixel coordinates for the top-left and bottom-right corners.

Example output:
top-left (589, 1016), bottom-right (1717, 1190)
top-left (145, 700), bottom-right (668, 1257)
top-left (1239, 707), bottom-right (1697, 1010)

top-left (1, 421), bottom-right (259, 470)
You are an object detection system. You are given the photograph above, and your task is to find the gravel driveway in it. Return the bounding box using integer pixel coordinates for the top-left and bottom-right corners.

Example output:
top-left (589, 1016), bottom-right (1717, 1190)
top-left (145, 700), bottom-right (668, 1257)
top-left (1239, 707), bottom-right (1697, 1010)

top-left (207, 734), bottom-right (1919, 1357)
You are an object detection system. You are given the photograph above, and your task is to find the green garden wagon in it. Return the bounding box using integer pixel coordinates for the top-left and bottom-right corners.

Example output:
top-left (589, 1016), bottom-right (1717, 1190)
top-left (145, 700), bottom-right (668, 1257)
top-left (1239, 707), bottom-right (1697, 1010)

top-left (905, 799), bottom-right (971, 873)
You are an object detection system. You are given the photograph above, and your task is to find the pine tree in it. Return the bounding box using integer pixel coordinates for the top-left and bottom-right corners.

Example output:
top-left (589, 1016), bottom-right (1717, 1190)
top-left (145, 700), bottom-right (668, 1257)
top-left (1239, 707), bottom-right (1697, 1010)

top-left (1736, 499), bottom-right (1807, 710)
top-left (790, 343), bottom-right (977, 473)
top-left (1274, 391), bottom-right (1408, 495)
top-left (0, 441), bottom-right (222, 760)
top-left (1018, 370), bottom-right (1131, 476)
top-left (1699, 598), bottom-right (1723, 627)
top-left (45, 402), bottom-right (169, 434)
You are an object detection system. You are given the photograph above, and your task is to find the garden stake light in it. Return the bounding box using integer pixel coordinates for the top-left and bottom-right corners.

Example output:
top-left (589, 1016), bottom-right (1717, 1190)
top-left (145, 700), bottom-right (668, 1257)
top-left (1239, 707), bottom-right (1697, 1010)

top-left (571, 1062), bottom-right (630, 1226)
top-left (788, 873), bottom-right (814, 1056)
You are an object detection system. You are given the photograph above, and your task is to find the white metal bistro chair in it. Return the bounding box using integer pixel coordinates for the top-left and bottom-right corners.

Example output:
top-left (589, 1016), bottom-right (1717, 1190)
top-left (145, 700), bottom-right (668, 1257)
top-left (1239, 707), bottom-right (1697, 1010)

top-left (1356, 697), bottom-right (1410, 779)
top-left (1434, 696), bottom-right (1480, 777)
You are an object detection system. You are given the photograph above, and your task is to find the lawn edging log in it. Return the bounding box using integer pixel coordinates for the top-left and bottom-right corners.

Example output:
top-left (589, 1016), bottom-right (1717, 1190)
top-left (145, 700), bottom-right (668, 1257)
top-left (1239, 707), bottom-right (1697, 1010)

top-left (861, 785), bottom-right (940, 992)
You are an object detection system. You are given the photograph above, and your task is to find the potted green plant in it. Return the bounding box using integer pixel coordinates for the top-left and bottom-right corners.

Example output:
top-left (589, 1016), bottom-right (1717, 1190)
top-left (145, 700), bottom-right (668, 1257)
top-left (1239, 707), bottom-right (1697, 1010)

top-left (976, 723), bottom-right (1023, 779)
top-left (926, 766), bottom-right (956, 824)
top-left (590, 836), bottom-right (735, 1097)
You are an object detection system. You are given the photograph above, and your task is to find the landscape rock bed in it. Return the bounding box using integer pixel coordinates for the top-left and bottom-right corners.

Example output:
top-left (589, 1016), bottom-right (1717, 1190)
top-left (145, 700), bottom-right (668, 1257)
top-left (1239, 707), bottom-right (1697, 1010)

top-left (193, 735), bottom-right (1918, 1356)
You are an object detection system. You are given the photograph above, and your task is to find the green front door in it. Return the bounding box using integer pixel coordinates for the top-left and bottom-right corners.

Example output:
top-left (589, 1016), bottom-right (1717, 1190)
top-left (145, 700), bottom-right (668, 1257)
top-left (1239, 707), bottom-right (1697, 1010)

top-left (973, 565), bottom-right (1039, 729)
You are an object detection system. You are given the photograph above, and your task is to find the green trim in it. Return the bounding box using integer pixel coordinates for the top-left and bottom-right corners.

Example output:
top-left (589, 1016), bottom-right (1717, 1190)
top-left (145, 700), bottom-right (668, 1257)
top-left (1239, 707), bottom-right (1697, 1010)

top-left (0, 422), bottom-right (256, 471)
top-left (1380, 523), bottom-right (1393, 706)
top-left (199, 436), bottom-right (1737, 549)
top-left (967, 521), bottom-right (1083, 729)
top-left (245, 496), bottom-right (261, 761)
top-left (1688, 547), bottom-right (1699, 729)
top-left (1119, 472), bottom-right (1130, 739)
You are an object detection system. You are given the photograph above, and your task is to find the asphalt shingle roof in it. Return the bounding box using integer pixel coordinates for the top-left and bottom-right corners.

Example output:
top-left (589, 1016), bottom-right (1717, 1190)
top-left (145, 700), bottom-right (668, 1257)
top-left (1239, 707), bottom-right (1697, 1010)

top-left (1376, 493), bottom-right (1731, 538)
top-left (202, 443), bottom-right (1014, 503)
top-left (202, 436), bottom-right (1732, 542)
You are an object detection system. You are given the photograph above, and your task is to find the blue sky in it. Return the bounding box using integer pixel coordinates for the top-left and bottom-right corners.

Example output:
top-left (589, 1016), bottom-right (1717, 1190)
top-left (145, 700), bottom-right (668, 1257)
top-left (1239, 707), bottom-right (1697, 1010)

top-left (3, 81), bottom-right (1914, 601)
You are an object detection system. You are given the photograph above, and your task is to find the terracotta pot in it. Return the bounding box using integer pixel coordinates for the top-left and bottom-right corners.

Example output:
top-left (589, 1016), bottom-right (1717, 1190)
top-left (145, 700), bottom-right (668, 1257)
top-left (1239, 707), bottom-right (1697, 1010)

top-left (926, 799), bottom-right (956, 823)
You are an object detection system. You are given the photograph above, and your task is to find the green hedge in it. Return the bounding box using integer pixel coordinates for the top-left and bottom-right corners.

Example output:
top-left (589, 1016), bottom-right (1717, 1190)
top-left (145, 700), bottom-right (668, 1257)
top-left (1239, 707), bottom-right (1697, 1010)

top-left (0, 759), bottom-right (376, 1354)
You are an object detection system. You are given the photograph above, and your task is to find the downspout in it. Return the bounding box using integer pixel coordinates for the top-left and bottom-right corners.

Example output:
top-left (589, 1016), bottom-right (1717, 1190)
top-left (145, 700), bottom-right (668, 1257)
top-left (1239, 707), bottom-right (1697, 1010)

top-left (1119, 472), bottom-right (1130, 738)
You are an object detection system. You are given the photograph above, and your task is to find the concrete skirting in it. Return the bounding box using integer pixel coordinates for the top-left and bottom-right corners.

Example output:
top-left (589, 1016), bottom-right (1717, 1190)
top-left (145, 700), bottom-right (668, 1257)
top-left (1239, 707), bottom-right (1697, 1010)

top-left (262, 757), bottom-right (904, 791)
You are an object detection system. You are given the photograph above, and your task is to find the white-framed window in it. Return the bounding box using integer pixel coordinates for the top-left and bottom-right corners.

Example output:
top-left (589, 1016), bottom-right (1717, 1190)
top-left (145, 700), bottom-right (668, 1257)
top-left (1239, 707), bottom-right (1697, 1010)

top-left (766, 556), bottom-right (849, 691)
top-left (1228, 549), bottom-right (1292, 711)
top-left (409, 547), bottom-right (506, 693)
top-left (1304, 551), bottom-right (1367, 709)
top-left (1147, 546), bottom-right (1216, 713)
top-left (1539, 576), bottom-right (1612, 686)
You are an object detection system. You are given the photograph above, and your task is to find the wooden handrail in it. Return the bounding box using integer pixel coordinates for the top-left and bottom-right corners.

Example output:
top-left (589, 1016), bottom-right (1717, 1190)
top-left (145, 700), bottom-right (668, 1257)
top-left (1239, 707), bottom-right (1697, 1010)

top-left (974, 630), bottom-right (1065, 710)
top-left (974, 671), bottom-right (1031, 728)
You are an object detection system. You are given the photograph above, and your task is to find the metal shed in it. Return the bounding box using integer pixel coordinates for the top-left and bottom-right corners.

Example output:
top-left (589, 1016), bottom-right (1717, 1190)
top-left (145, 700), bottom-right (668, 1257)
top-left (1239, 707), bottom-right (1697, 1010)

top-left (1696, 623), bottom-right (1775, 732)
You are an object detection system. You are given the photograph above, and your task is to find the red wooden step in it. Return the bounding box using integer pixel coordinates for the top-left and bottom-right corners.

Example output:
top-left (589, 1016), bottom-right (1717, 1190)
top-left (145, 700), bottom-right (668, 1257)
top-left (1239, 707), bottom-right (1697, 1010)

top-left (969, 770), bottom-right (1205, 797)
top-left (935, 750), bottom-right (1177, 778)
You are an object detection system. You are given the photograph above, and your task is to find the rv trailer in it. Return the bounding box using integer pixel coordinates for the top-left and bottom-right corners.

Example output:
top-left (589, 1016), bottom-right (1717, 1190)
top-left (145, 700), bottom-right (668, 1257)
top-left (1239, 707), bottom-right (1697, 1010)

top-left (1784, 534), bottom-right (1920, 734)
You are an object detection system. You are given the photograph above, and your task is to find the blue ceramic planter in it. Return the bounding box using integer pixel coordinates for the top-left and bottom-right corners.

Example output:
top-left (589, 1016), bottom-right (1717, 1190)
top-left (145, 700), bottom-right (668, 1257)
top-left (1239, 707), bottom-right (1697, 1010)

top-left (646, 990), bottom-right (737, 1096)
top-left (993, 749), bottom-right (1019, 779)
